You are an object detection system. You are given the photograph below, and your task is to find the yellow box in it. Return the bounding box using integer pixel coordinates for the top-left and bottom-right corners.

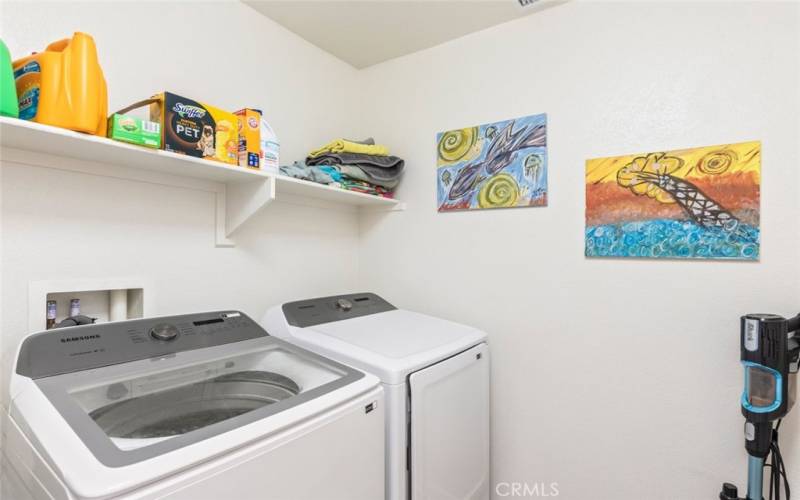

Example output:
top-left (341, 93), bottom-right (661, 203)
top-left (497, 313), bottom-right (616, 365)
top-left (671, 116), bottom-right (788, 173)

top-left (147, 92), bottom-right (238, 165)
top-left (235, 108), bottom-right (261, 168)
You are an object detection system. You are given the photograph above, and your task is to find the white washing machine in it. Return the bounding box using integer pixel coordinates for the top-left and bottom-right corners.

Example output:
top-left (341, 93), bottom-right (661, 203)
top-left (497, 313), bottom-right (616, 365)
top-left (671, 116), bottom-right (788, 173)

top-left (262, 293), bottom-right (490, 500)
top-left (2, 310), bottom-right (384, 500)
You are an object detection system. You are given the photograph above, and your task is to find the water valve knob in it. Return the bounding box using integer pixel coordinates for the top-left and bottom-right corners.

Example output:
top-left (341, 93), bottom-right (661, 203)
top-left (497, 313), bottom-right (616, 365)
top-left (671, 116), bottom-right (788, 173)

top-left (150, 323), bottom-right (179, 341)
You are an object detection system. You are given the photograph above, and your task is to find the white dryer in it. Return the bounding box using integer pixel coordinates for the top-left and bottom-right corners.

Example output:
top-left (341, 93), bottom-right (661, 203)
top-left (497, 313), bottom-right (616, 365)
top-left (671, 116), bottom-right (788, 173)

top-left (262, 293), bottom-right (490, 500)
top-left (2, 310), bottom-right (384, 500)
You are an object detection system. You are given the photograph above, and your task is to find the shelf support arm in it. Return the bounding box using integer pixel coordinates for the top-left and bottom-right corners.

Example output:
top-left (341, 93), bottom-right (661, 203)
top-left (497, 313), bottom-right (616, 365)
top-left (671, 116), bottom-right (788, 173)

top-left (217, 176), bottom-right (276, 247)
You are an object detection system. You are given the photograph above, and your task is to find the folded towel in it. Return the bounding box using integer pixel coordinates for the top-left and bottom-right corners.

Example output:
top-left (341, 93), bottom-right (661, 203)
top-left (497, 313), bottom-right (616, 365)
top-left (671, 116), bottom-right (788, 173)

top-left (309, 138), bottom-right (389, 158)
top-left (340, 178), bottom-right (394, 198)
top-left (306, 152), bottom-right (404, 181)
top-left (338, 165), bottom-right (400, 189)
top-left (279, 161), bottom-right (341, 184)
top-left (346, 137), bottom-right (375, 145)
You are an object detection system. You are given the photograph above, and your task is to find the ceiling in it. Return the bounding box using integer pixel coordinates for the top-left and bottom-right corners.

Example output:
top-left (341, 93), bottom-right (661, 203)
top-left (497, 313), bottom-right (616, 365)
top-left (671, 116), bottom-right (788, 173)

top-left (244, 0), bottom-right (564, 69)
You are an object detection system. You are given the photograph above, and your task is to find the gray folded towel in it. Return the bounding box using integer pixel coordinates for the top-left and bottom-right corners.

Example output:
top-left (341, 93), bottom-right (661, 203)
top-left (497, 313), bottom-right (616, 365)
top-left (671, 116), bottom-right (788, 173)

top-left (346, 137), bottom-right (375, 145)
top-left (279, 161), bottom-right (338, 184)
top-left (306, 152), bottom-right (404, 181)
top-left (338, 165), bottom-right (400, 189)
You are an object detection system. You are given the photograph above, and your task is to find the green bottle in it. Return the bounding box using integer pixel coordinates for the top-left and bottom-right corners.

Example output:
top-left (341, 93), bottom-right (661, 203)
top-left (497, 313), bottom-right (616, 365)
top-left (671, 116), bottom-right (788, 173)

top-left (0, 39), bottom-right (19, 118)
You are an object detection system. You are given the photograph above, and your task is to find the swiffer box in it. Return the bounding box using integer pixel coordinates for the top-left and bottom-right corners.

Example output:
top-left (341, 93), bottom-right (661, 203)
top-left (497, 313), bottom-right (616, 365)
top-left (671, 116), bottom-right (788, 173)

top-left (149, 92), bottom-right (238, 165)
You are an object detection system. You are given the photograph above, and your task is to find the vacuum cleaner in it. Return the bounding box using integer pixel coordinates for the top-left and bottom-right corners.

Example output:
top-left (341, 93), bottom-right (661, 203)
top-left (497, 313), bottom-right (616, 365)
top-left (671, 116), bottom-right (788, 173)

top-left (720, 313), bottom-right (799, 500)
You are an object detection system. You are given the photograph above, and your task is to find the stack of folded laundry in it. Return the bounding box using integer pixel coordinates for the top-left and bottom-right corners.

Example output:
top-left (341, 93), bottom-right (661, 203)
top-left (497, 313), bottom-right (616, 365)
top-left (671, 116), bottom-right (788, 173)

top-left (279, 138), bottom-right (403, 198)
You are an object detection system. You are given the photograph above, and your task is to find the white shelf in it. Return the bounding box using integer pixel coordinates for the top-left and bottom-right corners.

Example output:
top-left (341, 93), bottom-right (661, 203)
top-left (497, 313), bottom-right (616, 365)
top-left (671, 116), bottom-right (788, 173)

top-left (0, 117), bottom-right (403, 246)
top-left (0, 117), bottom-right (270, 184)
top-left (275, 175), bottom-right (399, 207)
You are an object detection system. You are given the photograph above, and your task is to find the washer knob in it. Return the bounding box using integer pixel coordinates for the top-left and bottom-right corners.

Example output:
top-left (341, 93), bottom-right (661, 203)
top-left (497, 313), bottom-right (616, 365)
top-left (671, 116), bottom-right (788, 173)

top-left (150, 323), bottom-right (179, 341)
top-left (336, 298), bottom-right (353, 311)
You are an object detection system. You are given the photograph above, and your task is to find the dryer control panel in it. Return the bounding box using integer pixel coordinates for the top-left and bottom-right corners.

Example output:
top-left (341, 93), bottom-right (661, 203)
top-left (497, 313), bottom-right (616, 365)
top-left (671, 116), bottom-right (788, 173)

top-left (16, 311), bottom-right (265, 379)
top-left (282, 293), bottom-right (396, 328)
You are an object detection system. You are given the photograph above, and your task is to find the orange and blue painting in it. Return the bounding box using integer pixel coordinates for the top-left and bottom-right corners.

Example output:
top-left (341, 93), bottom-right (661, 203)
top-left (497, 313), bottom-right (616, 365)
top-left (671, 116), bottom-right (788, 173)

top-left (437, 113), bottom-right (547, 211)
top-left (585, 141), bottom-right (760, 260)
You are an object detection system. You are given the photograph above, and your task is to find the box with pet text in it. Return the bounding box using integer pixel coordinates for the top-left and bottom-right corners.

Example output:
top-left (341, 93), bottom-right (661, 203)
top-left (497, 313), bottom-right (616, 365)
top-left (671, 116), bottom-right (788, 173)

top-left (148, 92), bottom-right (238, 165)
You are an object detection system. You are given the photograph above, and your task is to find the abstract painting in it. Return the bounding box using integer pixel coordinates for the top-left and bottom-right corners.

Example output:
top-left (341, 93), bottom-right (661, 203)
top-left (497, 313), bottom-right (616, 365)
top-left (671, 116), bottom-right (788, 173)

top-left (585, 141), bottom-right (760, 260)
top-left (437, 113), bottom-right (547, 211)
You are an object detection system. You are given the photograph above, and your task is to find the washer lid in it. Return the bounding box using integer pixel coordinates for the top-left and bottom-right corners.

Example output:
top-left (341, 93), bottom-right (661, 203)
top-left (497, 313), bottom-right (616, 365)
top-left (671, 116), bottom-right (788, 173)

top-left (301, 309), bottom-right (488, 383)
top-left (311, 310), bottom-right (478, 359)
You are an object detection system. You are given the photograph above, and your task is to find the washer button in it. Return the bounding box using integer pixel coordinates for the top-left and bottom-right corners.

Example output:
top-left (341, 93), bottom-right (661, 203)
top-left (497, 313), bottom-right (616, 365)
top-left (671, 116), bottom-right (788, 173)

top-left (336, 299), bottom-right (353, 311)
top-left (150, 323), bottom-right (179, 341)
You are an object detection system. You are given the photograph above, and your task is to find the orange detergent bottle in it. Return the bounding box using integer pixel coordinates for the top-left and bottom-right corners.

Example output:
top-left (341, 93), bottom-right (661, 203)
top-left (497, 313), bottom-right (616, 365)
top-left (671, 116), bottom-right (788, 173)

top-left (13, 32), bottom-right (107, 135)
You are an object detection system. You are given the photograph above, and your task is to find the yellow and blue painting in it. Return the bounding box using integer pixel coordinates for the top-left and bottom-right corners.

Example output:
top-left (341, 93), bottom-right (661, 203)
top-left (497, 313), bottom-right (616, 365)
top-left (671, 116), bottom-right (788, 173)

top-left (585, 141), bottom-right (761, 260)
top-left (437, 113), bottom-right (547, 211)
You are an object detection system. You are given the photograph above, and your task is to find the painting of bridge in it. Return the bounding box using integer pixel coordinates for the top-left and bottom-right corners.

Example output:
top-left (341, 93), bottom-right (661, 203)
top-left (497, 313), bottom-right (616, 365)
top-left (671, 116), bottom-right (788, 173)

top-left (585, 141), bottom-right (761, 260)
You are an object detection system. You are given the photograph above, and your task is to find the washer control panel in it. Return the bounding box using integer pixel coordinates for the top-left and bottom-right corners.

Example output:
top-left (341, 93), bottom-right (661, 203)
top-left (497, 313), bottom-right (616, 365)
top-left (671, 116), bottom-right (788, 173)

top-left (16, 311), bottom-right (265, 379)
top-left (283, 293), bottom-right (396, 328)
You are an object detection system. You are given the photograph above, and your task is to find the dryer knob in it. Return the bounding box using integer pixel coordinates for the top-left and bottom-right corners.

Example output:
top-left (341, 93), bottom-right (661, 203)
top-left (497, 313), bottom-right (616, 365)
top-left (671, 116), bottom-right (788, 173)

top-left (336, 298), bottom-right (353, 311)
top-left (150, 323), bottom-right (179, 341)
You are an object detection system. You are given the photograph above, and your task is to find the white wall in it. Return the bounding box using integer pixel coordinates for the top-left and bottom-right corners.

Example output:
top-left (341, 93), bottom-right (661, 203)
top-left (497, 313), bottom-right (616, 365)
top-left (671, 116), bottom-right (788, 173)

top-left (357, 2), bottom-right (800, 499)
top-left (0, 1), bottom-right (364, 406)
top-left (2, 2), bottom-right (799, 500)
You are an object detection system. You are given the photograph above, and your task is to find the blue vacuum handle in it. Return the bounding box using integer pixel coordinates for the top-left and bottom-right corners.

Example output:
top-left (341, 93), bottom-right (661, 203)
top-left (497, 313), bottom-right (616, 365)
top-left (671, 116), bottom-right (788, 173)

top-left (746, 455), bottom-right (764, 500)
top-left (718, 456), bottom-right (765, 500)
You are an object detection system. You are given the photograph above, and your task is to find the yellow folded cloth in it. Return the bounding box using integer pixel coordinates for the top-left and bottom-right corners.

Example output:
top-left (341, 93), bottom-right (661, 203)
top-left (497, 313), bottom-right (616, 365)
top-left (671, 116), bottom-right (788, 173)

top-left (309, 139), bottom-right (389, 158)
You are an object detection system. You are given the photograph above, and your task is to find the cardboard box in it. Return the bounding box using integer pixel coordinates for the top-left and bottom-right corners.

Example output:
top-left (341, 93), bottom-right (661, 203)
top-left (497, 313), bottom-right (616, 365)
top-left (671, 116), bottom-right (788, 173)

top-left (107, 113), bottom-right (161, 148)
top-left (234, 108), bottom-right (280, 172)
top-left (148, 92), bottom-right (238, 165)
top-left (235, 108), bottom-right (261, 168)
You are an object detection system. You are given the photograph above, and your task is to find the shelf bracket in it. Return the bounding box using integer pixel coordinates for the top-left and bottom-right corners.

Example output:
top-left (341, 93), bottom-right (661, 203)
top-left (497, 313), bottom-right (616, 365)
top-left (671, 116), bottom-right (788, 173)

top-left (217, 176), bottom-right (276, 247)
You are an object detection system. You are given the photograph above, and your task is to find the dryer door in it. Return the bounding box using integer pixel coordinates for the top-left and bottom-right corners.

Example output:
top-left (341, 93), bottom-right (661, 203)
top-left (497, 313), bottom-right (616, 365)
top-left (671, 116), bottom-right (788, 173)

top-left (409, 343), bottom-right (490, 500)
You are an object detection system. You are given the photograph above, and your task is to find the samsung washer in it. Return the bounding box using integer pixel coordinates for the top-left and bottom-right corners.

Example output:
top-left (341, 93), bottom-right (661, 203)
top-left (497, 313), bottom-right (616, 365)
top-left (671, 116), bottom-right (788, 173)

top-left (262, 293), bottom-right (490, 500)
top-left (2, 310), bottom-right (384, 500)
